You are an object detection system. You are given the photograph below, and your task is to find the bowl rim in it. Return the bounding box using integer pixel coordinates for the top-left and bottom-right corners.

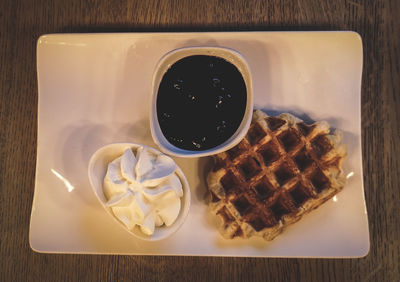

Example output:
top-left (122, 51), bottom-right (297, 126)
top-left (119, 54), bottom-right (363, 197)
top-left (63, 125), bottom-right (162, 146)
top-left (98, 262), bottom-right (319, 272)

top-left (150, 46), bottom-right (253, 158)
top-left (87, 142), bottom-right (191, 241)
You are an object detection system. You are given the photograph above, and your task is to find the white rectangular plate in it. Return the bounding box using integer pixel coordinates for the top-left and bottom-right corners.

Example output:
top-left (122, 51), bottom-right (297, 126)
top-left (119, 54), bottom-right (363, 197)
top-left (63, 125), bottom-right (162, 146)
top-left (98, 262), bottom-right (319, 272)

top-left (30, 31), bottom-right (369, 257)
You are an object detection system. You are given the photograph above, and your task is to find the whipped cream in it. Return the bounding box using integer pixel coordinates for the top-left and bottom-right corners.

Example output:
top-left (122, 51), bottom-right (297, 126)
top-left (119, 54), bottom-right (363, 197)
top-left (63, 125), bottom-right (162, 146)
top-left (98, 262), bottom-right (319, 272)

top-left (103, 146), bottom-right (183, 235)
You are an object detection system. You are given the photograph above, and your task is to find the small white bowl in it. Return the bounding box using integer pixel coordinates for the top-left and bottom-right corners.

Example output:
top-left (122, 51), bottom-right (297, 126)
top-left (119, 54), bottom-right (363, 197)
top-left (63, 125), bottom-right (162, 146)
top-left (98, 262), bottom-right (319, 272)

top-left (88, 143), bottom-right (191, 241)
top-left (150, 46), bottom-right (253, 158)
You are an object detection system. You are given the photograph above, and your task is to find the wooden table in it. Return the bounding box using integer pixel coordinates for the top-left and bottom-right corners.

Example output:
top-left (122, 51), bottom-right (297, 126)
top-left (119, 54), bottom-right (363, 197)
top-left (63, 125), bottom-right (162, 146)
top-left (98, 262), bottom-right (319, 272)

top-left (1, 0), bottom-right (399, 281)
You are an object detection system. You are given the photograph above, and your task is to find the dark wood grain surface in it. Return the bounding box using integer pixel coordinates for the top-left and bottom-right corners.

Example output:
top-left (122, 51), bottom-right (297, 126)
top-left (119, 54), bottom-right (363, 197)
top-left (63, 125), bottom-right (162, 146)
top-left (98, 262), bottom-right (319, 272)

top-left (1, 0), bottom-right (399, 281)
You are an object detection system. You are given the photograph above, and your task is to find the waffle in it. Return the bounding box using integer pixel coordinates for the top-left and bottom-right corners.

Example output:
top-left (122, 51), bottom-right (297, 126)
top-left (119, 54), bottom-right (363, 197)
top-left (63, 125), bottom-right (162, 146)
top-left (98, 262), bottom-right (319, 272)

top-left (207, 110), bottom-right (347, 240)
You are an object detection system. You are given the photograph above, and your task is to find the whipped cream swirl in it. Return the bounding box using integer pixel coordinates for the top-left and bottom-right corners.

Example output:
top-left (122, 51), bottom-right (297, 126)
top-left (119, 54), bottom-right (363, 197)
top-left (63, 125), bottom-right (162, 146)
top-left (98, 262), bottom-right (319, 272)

top-left (103, 146), bottom-right (183, 235)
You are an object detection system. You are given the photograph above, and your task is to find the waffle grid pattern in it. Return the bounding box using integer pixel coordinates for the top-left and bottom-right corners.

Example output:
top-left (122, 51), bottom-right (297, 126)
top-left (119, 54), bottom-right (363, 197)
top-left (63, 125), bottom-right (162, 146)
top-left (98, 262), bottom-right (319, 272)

top-left (207, 110), bottom-right (346, 240)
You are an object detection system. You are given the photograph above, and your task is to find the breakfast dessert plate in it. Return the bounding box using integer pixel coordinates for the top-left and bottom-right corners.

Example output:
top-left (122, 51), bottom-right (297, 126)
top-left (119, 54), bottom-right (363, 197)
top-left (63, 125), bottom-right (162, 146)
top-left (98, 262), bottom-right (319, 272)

top-left (30, 31), bottom-right (369, 257)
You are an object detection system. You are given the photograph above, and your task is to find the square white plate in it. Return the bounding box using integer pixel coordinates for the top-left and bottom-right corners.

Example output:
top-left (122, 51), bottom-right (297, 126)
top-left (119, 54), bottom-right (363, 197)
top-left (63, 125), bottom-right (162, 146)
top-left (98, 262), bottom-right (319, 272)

top-left (30, 31), bottom-right (369, 257)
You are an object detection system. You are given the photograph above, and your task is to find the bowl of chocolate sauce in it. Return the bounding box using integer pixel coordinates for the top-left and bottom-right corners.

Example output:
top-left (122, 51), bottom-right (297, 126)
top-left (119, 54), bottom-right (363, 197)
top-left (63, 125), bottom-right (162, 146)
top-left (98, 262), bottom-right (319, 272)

top-left (150, 47), bottom-right (253, 157)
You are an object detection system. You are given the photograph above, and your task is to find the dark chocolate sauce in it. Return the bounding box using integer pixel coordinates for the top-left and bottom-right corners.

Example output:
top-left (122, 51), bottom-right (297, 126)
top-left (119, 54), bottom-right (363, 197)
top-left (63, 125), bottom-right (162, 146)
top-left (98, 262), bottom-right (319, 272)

top-left (156, 55), bottom-right (247, 151)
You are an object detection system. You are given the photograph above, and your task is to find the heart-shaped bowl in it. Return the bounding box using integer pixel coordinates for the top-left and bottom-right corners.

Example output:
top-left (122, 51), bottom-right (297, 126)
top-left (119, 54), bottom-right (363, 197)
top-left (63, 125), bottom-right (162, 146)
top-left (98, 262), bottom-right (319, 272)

top-left (88, 143), bottom-right (191, 241)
